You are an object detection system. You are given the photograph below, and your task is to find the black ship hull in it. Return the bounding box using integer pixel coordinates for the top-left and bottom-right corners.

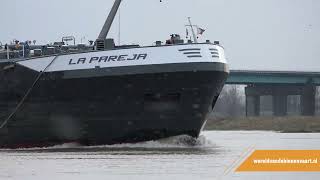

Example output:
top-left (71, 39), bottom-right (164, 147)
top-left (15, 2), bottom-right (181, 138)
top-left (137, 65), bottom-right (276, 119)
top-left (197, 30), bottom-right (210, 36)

top-left (0, 61), bottom-right (228, 148)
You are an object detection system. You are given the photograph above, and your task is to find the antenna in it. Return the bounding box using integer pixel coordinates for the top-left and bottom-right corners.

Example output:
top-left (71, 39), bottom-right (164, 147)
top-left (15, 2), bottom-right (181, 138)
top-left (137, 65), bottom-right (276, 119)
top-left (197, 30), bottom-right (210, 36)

top-left (98, 0), bottom-right (165, 40)
top-left (97, 0), bottom-right (164, 50)
top-left (118, 6), bottom-right (121, 45)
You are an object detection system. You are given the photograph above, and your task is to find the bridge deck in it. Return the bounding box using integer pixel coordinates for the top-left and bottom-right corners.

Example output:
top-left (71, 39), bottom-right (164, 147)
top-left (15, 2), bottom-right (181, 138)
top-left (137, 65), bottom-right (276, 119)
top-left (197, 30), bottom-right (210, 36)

top-left (227, 70), bottom-right (320, 85)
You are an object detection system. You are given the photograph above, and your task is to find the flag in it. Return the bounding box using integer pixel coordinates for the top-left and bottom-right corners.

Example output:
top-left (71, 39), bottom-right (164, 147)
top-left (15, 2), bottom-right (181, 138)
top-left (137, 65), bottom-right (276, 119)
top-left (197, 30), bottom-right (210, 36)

top-left (197, 27), bottom-right (205, 35)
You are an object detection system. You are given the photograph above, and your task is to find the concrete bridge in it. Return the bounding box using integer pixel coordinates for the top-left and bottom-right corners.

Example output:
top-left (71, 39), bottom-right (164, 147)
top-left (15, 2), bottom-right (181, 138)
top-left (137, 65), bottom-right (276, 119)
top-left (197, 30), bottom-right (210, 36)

top-left (226, 70), bottom-right (320, 116)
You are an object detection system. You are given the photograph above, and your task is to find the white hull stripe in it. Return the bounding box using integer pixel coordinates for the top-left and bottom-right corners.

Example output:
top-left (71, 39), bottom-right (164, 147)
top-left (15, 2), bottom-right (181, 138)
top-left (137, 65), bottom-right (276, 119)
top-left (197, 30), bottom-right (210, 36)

top-left (17, 44), bottom-right (227, 72)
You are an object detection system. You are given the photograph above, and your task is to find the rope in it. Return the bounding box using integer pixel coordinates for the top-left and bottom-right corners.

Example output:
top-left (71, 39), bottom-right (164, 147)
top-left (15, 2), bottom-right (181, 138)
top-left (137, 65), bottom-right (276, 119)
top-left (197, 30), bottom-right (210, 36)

top-left (0, 55), bottom-right (60, 129)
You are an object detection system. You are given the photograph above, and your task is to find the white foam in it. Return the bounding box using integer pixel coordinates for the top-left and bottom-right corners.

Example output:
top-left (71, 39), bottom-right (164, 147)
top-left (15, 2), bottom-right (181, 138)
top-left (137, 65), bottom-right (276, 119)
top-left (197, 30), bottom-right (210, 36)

top-left (49, 142), bottom-right (82, 149)
top-left (0, 134), bottom-right (214, 151)
top-left (87, 134), bottom-right (215, 149)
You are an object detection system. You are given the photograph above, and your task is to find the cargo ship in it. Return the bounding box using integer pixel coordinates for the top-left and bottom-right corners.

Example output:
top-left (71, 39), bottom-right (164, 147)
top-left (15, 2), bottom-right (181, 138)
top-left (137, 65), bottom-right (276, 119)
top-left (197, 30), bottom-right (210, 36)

top-left (0, 0), bottom-right (229, 148)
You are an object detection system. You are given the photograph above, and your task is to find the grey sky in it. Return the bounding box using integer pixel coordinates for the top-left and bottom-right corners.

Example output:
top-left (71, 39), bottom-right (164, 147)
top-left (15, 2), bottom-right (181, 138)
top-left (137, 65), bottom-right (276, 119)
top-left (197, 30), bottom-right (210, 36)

top-left (1, 0), bottom-right (319, 71)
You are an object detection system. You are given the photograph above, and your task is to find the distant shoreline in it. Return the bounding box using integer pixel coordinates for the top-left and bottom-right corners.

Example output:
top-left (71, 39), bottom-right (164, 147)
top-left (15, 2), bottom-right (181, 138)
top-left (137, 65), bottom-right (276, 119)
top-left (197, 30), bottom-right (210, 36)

top-left (205, 116), bottom-right (320, 133)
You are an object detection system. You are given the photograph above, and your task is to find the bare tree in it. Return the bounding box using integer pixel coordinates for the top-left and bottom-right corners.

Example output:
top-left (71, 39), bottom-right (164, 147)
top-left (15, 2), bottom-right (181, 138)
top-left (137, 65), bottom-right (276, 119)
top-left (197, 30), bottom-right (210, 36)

top-left (316, 87), bottom-right (320, 115)
top-left (212, 85), bottom-right (245, 117)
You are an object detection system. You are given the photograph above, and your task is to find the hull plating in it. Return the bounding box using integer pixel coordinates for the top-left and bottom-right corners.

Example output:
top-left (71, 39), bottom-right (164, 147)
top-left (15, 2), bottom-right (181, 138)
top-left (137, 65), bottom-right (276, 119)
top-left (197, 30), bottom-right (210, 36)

top-left (0, 62), bottom-right (228, 148)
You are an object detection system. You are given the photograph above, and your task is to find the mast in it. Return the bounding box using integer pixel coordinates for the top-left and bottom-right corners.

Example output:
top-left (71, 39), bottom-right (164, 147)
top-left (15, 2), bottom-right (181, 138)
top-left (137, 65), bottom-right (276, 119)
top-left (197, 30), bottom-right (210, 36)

top-left (118, 7), bottom-right (121, 45)
top-left (98, 0), bottom-right (122, 40)
top-left (187, 17), bottom-right (198, 43)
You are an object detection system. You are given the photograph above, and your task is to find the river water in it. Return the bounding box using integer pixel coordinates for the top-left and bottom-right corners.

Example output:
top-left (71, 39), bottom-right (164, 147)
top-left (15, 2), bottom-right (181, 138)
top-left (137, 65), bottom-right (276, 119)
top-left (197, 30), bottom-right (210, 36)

top-left (1, 131), bottom-right (320, 180)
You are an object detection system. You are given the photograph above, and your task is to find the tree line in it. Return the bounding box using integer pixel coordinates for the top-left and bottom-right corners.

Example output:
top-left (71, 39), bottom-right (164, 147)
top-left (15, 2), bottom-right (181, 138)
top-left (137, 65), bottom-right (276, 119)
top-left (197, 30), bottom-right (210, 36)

top-left (212, 86), bottom-right (320, 117)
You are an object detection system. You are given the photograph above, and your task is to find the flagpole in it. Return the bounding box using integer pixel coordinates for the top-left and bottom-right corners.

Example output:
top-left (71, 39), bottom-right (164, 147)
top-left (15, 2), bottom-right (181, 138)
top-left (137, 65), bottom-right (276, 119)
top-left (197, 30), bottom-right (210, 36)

top-left (188, 17), bottom-right (198, 43)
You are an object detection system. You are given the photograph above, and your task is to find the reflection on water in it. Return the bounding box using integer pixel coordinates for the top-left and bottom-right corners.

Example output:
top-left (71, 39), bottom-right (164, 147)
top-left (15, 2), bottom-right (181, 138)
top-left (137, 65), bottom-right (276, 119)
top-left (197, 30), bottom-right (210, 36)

top-left (1, 131), bottom-right (320, 180)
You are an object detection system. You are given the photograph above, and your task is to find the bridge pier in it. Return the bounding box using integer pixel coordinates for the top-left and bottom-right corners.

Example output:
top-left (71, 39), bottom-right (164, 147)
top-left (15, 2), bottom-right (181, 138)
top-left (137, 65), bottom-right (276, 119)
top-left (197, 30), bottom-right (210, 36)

top-left (245, 85), bottom-right (316, 116)
top-left (301, 85), bottom-right (316, 116)
top-left (246, 95), bottom-right (260, 116)
top-left (273, 95), bottom-right (287, 116)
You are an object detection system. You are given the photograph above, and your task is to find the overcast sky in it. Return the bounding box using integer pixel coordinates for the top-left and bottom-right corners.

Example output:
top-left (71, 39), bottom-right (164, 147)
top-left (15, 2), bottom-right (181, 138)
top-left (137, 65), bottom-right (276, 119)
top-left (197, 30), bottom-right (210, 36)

top-left (1, 0), bottom-right (319, 71)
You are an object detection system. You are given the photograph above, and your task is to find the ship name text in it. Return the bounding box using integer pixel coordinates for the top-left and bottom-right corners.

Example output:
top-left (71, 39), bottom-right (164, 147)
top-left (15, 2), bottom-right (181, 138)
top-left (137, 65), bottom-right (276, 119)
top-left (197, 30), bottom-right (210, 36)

top-left (68, 54), bottom-right (148, 65)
